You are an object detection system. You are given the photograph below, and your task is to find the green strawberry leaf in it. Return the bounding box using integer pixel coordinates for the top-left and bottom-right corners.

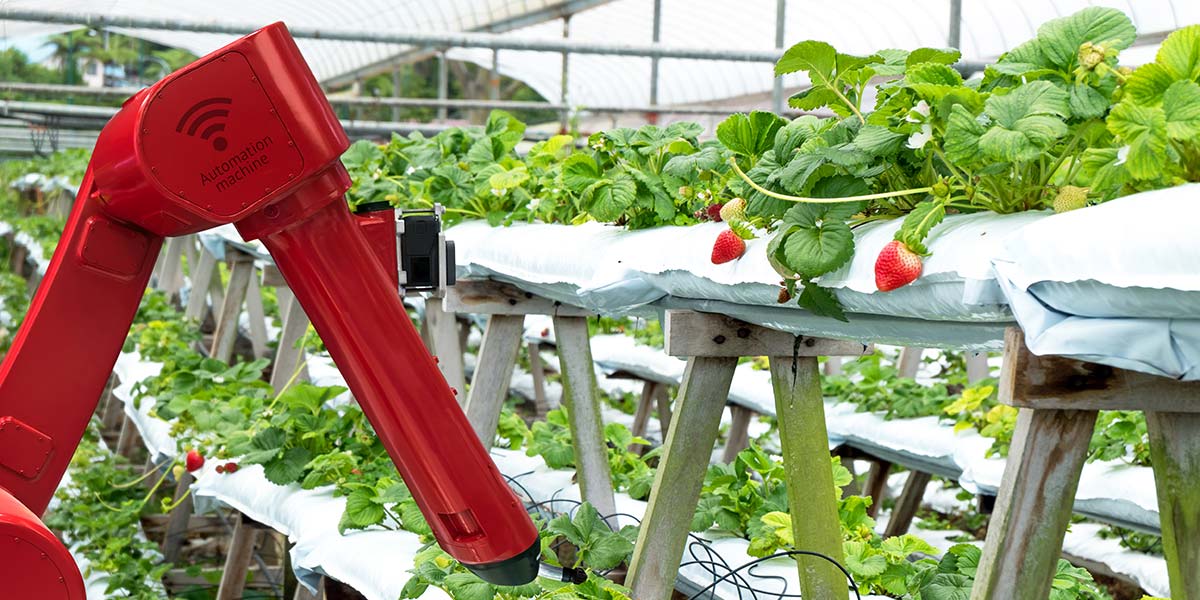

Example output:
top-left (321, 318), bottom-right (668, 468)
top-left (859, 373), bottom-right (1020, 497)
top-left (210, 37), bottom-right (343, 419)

top-left (978, 81), bottom-right (1070, 162)
top-left (921, 573), bottom-right (973, 600)
top-left (584, 176), bottom-right (637, 221)
top-left (1164, 80), bottom-right (1200, 140)
top-left (1003, 7), bottom-right (1135, 72)
top-left (797, 281), bottom-right (848, 322)
top-left (1107, 101), bottom-right (1169, 180)
top-left (444, 573), bottom-right (495, 600)
top-left (717, 111), bottom-right (788, 159)
top-left (782, 223), bottom-right (853, 278)
top-left (1157, 24), bottom-right (1200, 81)
top-left (896, 200), bottom-right (946, 255)
top-left (907, 48), bottom-right (962, 67)
top-left (263, 446), bottom-right (312, 485)
top-left (561, 154), bottom-right (601, 192)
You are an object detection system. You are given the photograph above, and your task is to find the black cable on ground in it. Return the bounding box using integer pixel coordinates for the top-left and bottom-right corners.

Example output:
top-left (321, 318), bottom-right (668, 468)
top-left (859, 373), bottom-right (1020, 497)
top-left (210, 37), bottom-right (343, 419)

top-left (685, 550), bottom-right (861, 600)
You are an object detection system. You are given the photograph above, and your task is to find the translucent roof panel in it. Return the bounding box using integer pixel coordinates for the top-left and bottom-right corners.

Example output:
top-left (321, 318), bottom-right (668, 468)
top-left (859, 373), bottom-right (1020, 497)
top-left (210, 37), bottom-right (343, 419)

top-left (0, 0), bottom-right (1195, 109)
top-left (447, 0), bottom-right (1200, 109)
top-left (0, 0), bottom-right (581, 81)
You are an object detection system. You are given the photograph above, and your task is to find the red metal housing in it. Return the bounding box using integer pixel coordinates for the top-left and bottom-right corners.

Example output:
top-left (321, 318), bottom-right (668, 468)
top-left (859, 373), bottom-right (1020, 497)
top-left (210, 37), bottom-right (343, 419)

top-left (0, 22), bottom-right (539, 593)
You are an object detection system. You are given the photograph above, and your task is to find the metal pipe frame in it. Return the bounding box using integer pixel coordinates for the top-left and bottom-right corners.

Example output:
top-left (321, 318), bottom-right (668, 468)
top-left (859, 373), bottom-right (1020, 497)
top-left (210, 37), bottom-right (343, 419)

top-left (0, 9), bottom-right (785, 63)
top-left (0, 81), bottom-right (782, 117)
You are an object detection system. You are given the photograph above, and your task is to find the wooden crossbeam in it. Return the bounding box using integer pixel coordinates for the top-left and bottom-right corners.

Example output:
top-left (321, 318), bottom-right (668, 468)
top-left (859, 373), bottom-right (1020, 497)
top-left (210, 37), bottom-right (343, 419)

top-left (663, 310), bottom-right (870, 358)
top-left (443, 279), bottom-right (590, 317)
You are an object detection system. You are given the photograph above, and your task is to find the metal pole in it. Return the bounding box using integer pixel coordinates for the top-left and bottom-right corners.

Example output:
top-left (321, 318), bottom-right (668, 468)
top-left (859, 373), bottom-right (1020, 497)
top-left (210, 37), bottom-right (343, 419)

top-left (392, 65), bottom-right (402, 122)
top-left (0, 9), bottom-right (784, 63)
top-left (0, 82), bottom-right (781, 116)
top-left (648, 0), bottom-right (663, 122)
top-left (560, 16), bottom-right (570, 133)
top-left (489, 49), bottom-right (500, 101)
top-left (437, 51), bottom-right (448, 122)
top-left (772, 0), bottom-right (787, 114)
top-left (948, 0), bottom-right (962, 49)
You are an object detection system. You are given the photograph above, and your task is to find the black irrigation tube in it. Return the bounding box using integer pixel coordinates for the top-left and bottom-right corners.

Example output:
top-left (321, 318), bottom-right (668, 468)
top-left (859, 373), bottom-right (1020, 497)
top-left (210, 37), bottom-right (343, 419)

top-left (505, 467), bottom-right (859, 600)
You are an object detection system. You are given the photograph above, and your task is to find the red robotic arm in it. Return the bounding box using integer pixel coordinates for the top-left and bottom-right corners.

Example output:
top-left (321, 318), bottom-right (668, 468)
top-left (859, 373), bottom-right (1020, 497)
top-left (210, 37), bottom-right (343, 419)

top-left (0, 24), bottom-right (539, 597)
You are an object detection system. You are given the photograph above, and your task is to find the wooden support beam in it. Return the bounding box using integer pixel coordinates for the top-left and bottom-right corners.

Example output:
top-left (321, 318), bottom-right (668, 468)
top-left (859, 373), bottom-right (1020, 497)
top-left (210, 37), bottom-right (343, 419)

top-left (185, 247), bottom-right (219, 323)
top-left (271, 292), bottom-right (311, 392)
top-left (999, 328), bottom-right (1200, 413)
top-left (770, 354), bottom-right (848, 600)
top-left (664, 310), bottom-right (870, 358)
top-left (883, 470), bottom-right (932, 538)
top-left (972, 407), bottom-right (1096, 599)
top-left (526, 342), bottom-right (551, 417)
top-left (897, 347), bottom-right (923, 378)
top-left (627, 356), bottom-right (737, 600)
top-left (209, 251), bottom-right (254, 363)
top-left (444, 279), bottom-right (591, 317)
top-left (116, 415), bottom-right (141, 459)
top-left (721, 404), bottom-right (754, 463)
top-left (863, 459), bottom-right (893, 518)
top-left (552, 315), bottom-right (617, 520)
top-left (161, 472), bottom-right (194, 563)
top-left (465, 314), bottom-right (525, 447)
top-left (244, 272), bottom-right (270, 359)
top-left (1146, 411), bottom-right (1200, 599)
top-left (966, 351), bottom-right (989, 383)
top-left (630, 381), bottom-right (658, 440)
top-left (216, 513), bottom-right (261, 600)
top-left (157, 236), bottom-right (187, 298)
top-left (655, 384), bottom-right (673, 437)
top-left (824, 356), bottom-right (844, 376)
top-left (425, 297), bottom-right (467, 401)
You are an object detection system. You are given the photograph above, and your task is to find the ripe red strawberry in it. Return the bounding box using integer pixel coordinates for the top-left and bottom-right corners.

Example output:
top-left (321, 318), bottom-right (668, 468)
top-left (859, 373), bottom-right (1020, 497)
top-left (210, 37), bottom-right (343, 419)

top-left (875, 240), bottom-right (922, 292)
top-left (711, 229), bottom-right (746, 264)
top-left (185, 450), bottom-right (205, 472)
top-left (216, 464), bottom-right (225, 474)
top-left (223, 462), bottom-right (240, 473)
top-left (705, 203), bottom-right (724, 222)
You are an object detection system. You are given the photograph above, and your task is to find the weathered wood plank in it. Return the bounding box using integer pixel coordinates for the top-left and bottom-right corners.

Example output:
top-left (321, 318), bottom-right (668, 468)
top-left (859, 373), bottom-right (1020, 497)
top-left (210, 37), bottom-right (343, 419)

top-left (971, 407), bottom-right (1096, 600)
top-left (863, 459), bottom-right (893, 519)
top-left (184, 247), bottom-right (219, 323)
top-left (1000, 327), bottom-right (1200, 412)
top-left (897, 347), bottom-right (923, 378)
top-left (425, 297), bottom-right (467, 402)
top-left (244, 273), bottom-right (270, 359)
top-left (161, 472), bottom-right (194, 563)
top-left (526, 342), bottom-right (551, 417)
top-left (465, 314), bottom-right (525, 447)
top-left (552, 315), bottom-right (616, 520)
top-left (116, 415), bottom-right (141, 459)
top-left (1146, 410), bottom-right (1200, 600)
top-left (444, 279), bottom-right (591, 316)
top-left (627, 356), bottom-right (738, 600)
top-left (630, 381), bottom-right (659, 441)
top-left (216, 513), bottom-right (261, 600)
top-left (262, 264), bottom-right (287, 288)
top-left (157, 236), bottom-right (187, 298)
top-left (770, 354), bottom-right (848, 600)
top-left (270, 292), bottom-right (311, 392)
top-left (966, 351), bottom-right (990, 383)
top-left (883, 470), bottom-right (932, 538)
top-left (664, 310), bottom-right (870, 358)
top-left (721, 404), bottom-right (754, 463)
top-left (209, 252), bottom-right (254, 363)
top-left (824, 356), bottom-right (844, 376)
top-left (655, 384), bottom-right (673, 437)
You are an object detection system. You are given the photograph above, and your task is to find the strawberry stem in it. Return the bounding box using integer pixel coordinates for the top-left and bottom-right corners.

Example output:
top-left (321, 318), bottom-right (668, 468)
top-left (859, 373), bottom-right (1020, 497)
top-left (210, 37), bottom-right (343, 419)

top-left (728, 157), bottom-right (932, 203)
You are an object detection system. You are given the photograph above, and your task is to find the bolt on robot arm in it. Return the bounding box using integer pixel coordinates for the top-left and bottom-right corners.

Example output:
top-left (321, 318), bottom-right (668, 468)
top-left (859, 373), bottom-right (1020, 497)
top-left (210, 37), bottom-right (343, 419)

top-left (0, 24), bottom-right (540, 598)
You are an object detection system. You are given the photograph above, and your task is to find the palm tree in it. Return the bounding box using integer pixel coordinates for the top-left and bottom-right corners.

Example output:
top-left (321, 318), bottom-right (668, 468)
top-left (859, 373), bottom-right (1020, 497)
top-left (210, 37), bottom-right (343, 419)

top-left (141, 48), bottom-right (198, 81)
top-left (44, 29), bottom-right (100, 84)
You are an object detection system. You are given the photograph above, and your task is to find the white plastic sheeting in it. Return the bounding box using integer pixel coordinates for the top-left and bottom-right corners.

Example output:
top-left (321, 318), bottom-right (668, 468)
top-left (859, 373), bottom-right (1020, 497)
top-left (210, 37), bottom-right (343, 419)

top-left (994, 185), bottom-right (1200, 381)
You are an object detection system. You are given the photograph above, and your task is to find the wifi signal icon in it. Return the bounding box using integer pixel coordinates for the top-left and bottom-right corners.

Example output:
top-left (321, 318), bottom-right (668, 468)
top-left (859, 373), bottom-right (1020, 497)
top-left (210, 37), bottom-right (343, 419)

top-left (176, 97), bottom-right (232, 151)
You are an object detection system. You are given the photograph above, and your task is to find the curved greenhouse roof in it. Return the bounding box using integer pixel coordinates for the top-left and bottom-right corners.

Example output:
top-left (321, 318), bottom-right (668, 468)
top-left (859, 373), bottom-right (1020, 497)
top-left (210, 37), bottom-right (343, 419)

top-left (0, 0), bottom-right (1196, 109)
